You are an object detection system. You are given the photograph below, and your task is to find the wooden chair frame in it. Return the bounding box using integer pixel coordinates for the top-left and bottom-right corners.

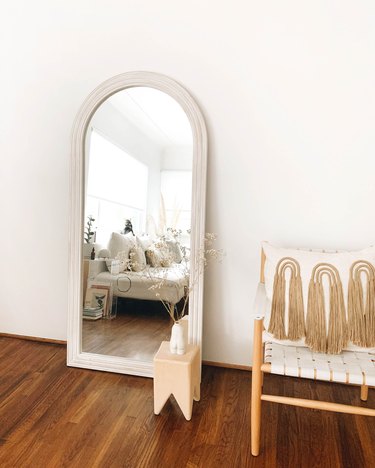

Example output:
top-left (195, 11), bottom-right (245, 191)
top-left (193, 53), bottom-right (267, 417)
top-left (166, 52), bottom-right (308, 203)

top-left (251, 250), bottom-right (375, 457)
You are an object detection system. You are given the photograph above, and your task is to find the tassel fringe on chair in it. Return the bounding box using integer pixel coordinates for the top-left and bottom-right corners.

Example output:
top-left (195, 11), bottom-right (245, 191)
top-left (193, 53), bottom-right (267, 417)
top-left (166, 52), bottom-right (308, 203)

top-left (268, 257), bottom-right (305, 341)
top-left (348, 260), bottom-right (375, 348)
top-left (306, 263), bottom-right (347, 354)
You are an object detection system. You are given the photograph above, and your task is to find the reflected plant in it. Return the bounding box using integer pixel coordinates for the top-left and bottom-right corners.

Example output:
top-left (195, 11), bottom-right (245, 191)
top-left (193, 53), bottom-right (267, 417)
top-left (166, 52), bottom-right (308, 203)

top-left (84, 215), bottom-right (96, 244)
top-left (145, 231), bottom-right (224, 323)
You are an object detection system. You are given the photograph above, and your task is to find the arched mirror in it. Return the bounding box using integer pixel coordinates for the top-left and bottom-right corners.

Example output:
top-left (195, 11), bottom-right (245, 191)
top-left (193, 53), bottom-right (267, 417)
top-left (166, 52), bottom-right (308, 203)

top-left (67, 72), bottom-right (207, 377)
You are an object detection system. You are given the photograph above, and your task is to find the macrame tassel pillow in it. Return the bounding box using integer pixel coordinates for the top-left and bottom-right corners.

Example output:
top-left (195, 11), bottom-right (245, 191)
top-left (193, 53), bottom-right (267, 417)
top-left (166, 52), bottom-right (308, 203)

top-left (262, 241), bottom-right (375, 354)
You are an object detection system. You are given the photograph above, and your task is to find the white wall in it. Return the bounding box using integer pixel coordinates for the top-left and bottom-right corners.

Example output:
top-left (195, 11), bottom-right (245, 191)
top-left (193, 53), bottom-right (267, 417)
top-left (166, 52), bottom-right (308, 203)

top-left (1, 1), bottom-right (375, 365)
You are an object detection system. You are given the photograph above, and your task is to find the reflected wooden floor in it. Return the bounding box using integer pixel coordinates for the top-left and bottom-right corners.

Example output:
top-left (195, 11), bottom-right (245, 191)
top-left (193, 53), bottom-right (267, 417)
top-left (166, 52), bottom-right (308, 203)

top-left (82, 299), bottom-right (173, 360)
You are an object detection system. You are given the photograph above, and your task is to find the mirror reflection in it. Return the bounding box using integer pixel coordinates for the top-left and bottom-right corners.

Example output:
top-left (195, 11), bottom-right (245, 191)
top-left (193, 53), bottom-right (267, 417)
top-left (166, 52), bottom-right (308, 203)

top-left (81, 87), bottom-right (193, 362)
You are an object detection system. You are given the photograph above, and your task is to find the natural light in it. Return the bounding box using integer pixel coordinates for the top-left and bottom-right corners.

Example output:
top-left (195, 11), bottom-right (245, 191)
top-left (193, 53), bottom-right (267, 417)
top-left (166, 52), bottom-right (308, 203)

top-left (86, 130), bottom-right (148, 243)
top-left (160, 170), bottom-right (192, 234)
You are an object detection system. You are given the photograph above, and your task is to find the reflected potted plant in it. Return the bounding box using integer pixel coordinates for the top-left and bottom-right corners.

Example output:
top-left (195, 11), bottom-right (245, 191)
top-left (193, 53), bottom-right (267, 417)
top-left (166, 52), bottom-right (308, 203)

top-left (131, 231), bottom-right (223, 355)
top-left (83, 215), bottom-right (97, 259)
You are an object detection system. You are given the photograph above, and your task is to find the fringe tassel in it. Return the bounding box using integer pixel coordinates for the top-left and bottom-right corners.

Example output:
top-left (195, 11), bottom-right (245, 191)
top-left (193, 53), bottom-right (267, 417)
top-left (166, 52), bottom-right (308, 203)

top-left (348, 265), bottom-right (365, 346)
top-left (306, 279), bottom-right (326, 353)
top-left (288, 272), bottom-right (305, 340)
top-left (306, 263), bottom-right (347, 354)
top-left (366, 276), bottom-right (375, 347)
top-left (348, 261), bottom-right (375, 348)
top-left (269, 268), bottom-right (287, 340)
top-left (268, 257), bottom-right (305, 341)
top-left (327, 275), bottom-right (347, 354)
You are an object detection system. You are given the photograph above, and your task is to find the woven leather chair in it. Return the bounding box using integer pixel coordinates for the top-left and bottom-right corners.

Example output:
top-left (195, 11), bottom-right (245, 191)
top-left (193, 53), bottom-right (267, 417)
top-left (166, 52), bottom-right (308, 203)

top-left (251, 249), bottom-right (375, 457)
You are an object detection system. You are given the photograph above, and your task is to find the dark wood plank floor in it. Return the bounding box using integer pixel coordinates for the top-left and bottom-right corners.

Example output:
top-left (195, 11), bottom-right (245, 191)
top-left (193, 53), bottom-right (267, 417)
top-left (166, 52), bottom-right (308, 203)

top-left (0, 337), bottom-right (374, 467)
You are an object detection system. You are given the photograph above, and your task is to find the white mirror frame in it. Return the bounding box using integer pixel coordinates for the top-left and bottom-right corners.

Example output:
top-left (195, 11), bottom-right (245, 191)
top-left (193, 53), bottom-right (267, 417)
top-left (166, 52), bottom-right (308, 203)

top-left (67, 71), bottom-right (207, 377)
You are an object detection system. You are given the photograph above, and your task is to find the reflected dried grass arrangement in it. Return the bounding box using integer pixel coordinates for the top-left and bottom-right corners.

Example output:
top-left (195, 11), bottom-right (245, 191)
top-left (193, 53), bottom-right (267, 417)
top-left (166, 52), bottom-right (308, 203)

top-left (130, 229), bottom-right (224, 323)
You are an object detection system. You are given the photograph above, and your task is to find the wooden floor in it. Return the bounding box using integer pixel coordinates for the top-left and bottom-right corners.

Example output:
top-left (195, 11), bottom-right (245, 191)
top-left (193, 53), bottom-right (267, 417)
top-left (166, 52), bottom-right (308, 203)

top-left (0, 337), bottom-right (374, 467)
top-left (82, 301), bottom-right (172, 360)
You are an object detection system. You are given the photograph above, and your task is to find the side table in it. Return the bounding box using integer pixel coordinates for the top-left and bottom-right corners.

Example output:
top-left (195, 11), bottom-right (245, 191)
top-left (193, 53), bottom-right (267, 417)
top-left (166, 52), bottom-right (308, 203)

top-left (153, 341), bottom-right (200, 421)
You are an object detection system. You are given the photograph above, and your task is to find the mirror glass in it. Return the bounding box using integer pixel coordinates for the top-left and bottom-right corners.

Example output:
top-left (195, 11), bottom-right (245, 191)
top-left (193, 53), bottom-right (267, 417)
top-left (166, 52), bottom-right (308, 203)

top-left (81, 87), bottom-right (193, 363)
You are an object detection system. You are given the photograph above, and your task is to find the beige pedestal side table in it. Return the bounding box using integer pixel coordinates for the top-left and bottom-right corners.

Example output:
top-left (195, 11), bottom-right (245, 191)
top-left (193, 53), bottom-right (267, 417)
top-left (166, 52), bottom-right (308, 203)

top-left (153, 341), bottom-right (200, 421)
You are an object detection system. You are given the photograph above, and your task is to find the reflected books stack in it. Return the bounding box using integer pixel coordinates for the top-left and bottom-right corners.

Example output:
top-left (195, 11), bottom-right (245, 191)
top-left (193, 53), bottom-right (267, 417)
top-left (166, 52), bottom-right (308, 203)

top-left (83, 306), bottom-right (103, 320)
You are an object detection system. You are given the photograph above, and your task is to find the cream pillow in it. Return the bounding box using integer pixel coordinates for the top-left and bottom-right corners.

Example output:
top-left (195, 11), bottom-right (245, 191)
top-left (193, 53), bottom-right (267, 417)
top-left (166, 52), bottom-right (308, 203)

top-left (129, 245), bottom-right (147, 272)
top-left (262, 241), bottom-right (375, 353)
top-left (98, 248), bottom-right (110, 258)
top-left (165, 239), bottom-right (183, 263)
top-left (137, 234), bottom-right (153, 251)
top-left (107, 232), bottom-right (135, 260)
top-left (145, 242), bottom-right (173, 268)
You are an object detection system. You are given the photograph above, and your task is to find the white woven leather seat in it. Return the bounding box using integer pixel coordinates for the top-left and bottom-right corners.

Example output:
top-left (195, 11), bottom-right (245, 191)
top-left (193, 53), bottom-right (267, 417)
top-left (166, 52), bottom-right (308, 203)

top-left (264, 342), bottom-right (375, 386)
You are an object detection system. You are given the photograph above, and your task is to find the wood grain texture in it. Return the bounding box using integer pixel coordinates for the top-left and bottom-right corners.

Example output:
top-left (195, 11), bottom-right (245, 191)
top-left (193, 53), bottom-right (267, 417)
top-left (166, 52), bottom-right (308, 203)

top-left (1, 337), bottom-right (374, 467)
top-left (82, 306), bottom-right (172, 360)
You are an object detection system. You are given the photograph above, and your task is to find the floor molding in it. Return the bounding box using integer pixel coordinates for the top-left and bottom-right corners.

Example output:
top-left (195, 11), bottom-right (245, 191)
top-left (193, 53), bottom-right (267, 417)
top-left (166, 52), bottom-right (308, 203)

top-left (203, 360), bottom-right (251, 371)
top-left (0, 333), bottom-right (67, 345)
top-left (0, 334), bottom-right (251, 370)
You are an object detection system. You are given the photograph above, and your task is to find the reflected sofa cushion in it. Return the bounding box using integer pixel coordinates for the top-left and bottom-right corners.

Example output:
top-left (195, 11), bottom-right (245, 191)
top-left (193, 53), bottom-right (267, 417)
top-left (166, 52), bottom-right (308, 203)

top-left (107, 232), bottom-right (135, 259)
top-left (98, 248), bottom-right (110, 258)
top-left (145, 242), bottom-right (173, 268)
top-left (129, 244), bottom-right (147, 272)
top-left (165, 239), bottom-right (183, 263)
top-left (137, 234), bottom-right (153, 251)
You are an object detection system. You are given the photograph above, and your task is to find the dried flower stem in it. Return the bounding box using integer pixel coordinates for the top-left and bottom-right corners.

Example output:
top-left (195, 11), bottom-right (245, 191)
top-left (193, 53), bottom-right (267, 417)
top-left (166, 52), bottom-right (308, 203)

top-left (144, 231), bottom-right (224, 323)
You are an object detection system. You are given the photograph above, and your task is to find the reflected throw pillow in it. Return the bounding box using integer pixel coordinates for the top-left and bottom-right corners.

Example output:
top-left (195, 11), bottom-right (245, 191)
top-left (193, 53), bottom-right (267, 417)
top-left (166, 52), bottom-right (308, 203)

top-left (129, 245), bottom-right (147, 272)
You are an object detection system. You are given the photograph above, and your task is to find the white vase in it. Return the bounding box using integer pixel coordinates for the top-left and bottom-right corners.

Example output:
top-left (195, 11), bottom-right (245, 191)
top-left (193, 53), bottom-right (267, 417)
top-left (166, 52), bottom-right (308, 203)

top-left (170, 322), bottom-right (186, 355)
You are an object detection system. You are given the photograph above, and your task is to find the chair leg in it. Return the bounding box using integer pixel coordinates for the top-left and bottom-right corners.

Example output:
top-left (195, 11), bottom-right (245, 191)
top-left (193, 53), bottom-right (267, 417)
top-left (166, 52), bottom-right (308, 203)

top-left (360, 385), bottom-right (368, 402)
top-left (251, 317), bottom-right (264, 457)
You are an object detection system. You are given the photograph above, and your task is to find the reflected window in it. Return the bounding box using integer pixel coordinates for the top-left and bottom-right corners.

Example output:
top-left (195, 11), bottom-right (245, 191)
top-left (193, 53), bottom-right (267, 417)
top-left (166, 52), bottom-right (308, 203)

top-left (86, 130), bottom-right (148, 243)
top-left (160, 170), bottom-right (192, 237)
